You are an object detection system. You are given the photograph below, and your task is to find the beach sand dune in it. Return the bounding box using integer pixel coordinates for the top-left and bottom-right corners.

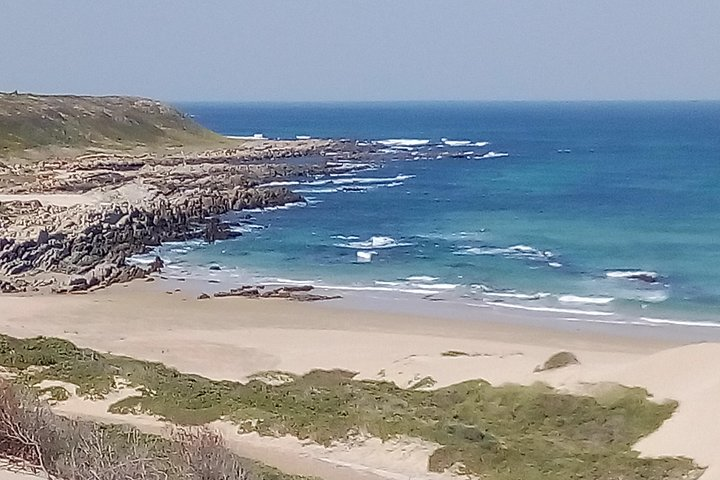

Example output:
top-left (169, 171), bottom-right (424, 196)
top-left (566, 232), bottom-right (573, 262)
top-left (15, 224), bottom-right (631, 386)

top-left (1, 286), bottom-right (719, 479)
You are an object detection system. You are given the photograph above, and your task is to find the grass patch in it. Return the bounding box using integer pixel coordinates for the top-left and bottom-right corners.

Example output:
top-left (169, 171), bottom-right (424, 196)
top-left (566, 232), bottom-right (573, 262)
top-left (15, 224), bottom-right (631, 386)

top-left (535, 351), bottom-right (580, 372)
top-left (441, 350), bottom-right (470, 357)
top-left (0, 334), bottom-right (703, 480)
top-left (37, 385), bottom-right (70, 402)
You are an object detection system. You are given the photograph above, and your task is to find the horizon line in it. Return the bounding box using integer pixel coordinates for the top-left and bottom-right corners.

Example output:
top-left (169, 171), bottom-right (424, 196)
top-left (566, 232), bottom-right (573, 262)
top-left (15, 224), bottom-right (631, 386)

top-left (169, 98), bottom-right (720, 104)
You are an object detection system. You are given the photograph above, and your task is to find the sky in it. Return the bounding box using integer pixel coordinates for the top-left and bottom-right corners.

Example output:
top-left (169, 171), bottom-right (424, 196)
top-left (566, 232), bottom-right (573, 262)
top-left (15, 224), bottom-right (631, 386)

top-left (2, 1), bottom-right (720, 102)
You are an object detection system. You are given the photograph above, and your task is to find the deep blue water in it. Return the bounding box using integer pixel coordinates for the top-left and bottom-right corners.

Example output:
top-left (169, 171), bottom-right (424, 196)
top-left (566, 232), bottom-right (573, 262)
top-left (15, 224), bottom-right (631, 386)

top-left (157, 102), bottom-right (720, 325)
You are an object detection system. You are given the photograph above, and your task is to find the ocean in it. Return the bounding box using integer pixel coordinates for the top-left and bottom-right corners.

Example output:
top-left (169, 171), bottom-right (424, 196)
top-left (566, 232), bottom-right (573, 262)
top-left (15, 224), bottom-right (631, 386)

top-left (145, 101), bottom-right (720, 327)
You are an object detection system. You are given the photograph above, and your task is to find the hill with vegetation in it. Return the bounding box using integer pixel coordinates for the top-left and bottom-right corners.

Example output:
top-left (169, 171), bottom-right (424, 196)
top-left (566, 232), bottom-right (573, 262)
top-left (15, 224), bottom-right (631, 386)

top-left (0, 92), bottom-right (222, 158)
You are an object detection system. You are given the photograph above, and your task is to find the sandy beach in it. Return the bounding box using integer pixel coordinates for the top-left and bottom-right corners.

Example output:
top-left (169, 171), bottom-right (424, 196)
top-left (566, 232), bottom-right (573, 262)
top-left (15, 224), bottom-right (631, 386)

top-left (1, 283), bottom-right (719, 479)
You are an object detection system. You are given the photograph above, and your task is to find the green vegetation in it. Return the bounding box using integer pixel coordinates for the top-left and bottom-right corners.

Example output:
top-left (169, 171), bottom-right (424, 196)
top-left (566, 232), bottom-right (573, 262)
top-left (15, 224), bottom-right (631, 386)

top-left (38, 385), bottom-right (70, 402)
top-left (0, 381), bottom-right (312, 480)
top-left (0, 334), bottom-right (703, 479)
top-left (441, 350), bottom-right (471, 357)
top-left (535, 351), bottom-right (581, 372)
top-left (0, 93), bottom-right (222, 155)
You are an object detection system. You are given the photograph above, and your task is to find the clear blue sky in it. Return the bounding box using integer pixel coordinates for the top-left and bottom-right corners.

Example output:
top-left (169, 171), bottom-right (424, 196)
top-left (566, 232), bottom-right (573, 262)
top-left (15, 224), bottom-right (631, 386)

top-left (2, 1), bottom-right (719, 102)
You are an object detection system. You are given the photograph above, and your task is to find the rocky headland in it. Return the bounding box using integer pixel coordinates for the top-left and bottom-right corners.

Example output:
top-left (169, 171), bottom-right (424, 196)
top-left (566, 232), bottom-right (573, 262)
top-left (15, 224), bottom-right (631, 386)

top-left (0, 94), bottom-right (373, 294)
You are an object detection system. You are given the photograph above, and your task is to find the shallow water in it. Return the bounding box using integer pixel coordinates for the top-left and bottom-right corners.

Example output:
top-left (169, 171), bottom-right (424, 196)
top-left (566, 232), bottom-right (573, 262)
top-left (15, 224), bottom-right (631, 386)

top-left (149, 101), bottom-right (720, 326)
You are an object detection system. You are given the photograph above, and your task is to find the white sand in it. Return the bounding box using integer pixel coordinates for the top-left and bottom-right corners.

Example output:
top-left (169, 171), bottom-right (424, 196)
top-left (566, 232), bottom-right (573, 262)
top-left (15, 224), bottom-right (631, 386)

top-left (0, 286), bottom-right (718, 479)
top-left (0, 193), bottom-right (92, 207)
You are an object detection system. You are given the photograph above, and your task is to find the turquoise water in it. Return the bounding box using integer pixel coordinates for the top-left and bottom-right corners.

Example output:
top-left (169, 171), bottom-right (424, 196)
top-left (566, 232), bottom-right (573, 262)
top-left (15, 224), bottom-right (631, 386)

top-left (153, 102), bottom-right (720, 325)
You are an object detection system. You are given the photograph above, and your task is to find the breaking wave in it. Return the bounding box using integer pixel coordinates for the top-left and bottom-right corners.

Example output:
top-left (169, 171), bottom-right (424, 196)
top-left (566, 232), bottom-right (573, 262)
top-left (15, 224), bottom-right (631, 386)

top-left (476, 151), bottom-right (509, 159)
top-left (455, 244), bottom-right (554, 263)
top-left (377, 139), bottom-right (430, 147)
top-left (335, 236), bottom-right (412, 249)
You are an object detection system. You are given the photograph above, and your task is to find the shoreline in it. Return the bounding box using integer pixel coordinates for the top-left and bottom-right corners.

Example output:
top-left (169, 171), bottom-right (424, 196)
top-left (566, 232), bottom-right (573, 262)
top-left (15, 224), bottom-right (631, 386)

top-left (143, 267), bottom-right (720, 344)
top-left (2, 283), bottom-right (720, 478)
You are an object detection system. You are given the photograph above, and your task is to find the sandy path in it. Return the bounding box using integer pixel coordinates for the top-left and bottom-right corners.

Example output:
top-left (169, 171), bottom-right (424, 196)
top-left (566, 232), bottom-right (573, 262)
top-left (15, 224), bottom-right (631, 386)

top-left (0, 286), bottom-right (718, 479)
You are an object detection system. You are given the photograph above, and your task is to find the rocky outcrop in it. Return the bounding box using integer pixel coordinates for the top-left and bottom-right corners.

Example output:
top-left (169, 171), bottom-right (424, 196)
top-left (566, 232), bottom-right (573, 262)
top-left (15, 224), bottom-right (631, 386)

top-left (210, 285), bottom-right (340, 302)
top-left (0, 138), bottom-right (374, 294)
top-left (0, 186), bottom-right (301, 292)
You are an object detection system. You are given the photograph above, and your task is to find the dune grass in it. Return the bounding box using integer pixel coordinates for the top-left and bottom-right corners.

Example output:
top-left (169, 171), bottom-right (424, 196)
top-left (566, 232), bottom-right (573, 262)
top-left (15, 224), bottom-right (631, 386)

top-left (0, 334), bottom-right (704, 479)
top-left (534, 351), bottom-right (581, 372)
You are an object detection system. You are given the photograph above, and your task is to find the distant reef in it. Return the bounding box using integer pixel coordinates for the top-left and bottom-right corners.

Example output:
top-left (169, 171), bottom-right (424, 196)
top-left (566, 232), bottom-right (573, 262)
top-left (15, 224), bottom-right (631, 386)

top-left (0, 92), bottom-right (221, 157)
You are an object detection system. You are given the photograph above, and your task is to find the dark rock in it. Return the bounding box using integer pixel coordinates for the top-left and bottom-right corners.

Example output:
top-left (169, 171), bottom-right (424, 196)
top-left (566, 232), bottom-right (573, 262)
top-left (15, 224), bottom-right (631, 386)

top-left (289, 292), bottom-right (342, 302)
top-left (630, 273), bottom-right (658, 283)
top-left (280, 285), bottom-right (313, 293)
top-left (68, 276), bottom-right (87, 287)
top-left (148, 256), bottom-right (164, 272)
top-left (0, 280), bottom-right (19, 293)
top-left (197, 293), bottom-right (210, 300)
top-left (37, 230), bottom-right (49, 245)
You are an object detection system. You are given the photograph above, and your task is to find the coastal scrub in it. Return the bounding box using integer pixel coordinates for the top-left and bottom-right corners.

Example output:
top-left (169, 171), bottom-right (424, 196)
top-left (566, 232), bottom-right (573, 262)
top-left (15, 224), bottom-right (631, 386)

top-left (0, 334), bottom-right (704, 480)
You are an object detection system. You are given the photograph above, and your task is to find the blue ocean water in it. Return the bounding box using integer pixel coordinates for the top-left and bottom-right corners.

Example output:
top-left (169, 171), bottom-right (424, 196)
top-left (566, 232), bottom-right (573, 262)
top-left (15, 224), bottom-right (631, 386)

top-left (157, 102), bottom-right (720, 325)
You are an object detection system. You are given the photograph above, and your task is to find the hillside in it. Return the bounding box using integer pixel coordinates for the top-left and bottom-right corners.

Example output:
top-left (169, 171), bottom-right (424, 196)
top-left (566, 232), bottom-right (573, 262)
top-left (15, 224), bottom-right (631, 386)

top-left (0, 92), bottom-right (223, 157)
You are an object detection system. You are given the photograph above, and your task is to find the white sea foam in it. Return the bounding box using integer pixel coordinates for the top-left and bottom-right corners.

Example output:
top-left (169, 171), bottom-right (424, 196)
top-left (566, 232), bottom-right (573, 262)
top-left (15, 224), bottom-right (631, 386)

top-left (227, 133), bottom-right (265, 140)
top-left (548, 262), bottom-right (563, 268)
top-left (271, 278), bottom-right (317, 285)
top-left (455, 244), bottom-right (553, 262)
top-left (405, 275), bottom-right (438, 282)
top-left (298, 174), bottom-right (413, 190)
top-left (335, 236), bottom-right (411, 250)
top-left (294, 188), bottom-right (339, 194)
top-left (640, 317), bottom-right (720, 328)
top-left (243, 201), bottom-right (307, 212)
top-left (375, 281), bottom-right (402, 287)
top-left (314, 284), bottom-right (441, 295)
top-left (563, 317), bottom-right (650, 327)
top-left (295, 135), bottom-right (311, 140)
top-left (473, 141), bottom-right (490, 147)
top-left (376, 139), bottom-right (430, 147)
top-left (302, 179), bottom-right (333, 186)
top-left (332, 235), bottom-right (360, 240)
top-left (258, 180), bottom-right (300, 187)
top-left (443, 140), bottom-right (471, 147)
top-left (127, 253), bottom-right (162, 266)
top-left (482, 291), bottom-right (550, 301)
top-left (412, 283), bottom-right (458, 290)
top-left (476, 151), bottom-right (509, 159)
top-left (356, 251), bottom-right (377, 263)
top-left (489, 302), bottom-right (614, 317)
top-left (558, 295), bottom-right (615, 305)
top-left (630, 291), bottom-right (669, 303)
top-left (331, 174), bottom-right (415, 185)
top-left (228, 224), bottom-right (265, 233)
